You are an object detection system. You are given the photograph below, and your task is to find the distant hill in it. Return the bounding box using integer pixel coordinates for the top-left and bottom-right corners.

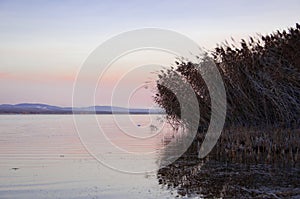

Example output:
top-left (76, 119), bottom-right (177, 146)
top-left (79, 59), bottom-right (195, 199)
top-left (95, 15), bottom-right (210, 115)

top-left (0, 103), bottom-right (164, 114)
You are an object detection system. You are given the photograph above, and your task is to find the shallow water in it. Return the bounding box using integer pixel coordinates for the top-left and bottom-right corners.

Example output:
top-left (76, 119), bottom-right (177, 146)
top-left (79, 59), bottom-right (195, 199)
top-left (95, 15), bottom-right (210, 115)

top-left (0, 115), bottom-right (177, 199)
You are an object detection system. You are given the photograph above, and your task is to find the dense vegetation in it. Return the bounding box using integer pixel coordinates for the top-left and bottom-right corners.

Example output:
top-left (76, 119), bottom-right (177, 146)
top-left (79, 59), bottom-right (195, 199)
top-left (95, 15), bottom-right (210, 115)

top-left (154, 24), bottom-right (300, 167)
top-left (155, 23), bottom-right (300, 130)
top-left (156, 23), bottom-right (300, 198)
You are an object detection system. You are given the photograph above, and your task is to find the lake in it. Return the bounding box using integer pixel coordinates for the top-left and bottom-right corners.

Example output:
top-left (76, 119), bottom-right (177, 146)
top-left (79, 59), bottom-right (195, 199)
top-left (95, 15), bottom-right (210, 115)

top-left (0, 115), bottom-right (183, 199)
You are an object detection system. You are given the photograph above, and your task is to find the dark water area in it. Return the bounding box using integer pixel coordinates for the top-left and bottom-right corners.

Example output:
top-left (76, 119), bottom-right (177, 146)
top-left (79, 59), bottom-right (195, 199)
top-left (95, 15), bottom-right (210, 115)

top-left (158, 127), bottom-right (300, 198)
top-left (158, 157), bottom-right (300, 198)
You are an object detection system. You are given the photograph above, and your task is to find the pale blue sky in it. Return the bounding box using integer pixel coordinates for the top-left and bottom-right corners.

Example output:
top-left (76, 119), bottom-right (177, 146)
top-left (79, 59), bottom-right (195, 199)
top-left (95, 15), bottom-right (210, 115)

top-left (0, 0), bottom-right (299, 106)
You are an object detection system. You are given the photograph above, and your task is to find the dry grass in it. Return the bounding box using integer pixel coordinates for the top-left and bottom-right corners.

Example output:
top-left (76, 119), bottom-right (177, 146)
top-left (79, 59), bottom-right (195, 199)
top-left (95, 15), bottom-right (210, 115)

top-left (189, 127), bottom-right (300, 167)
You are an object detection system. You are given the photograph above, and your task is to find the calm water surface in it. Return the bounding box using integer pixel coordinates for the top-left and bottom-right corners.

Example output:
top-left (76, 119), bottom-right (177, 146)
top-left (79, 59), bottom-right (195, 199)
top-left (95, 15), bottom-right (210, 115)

top-left (0, 115), bottom-right (180, 199)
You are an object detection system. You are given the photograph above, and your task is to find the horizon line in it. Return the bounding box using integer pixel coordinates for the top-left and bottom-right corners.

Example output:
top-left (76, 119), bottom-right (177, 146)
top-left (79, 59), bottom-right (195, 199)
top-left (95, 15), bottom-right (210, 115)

top-left (0, 102), bottom-right (162, 109)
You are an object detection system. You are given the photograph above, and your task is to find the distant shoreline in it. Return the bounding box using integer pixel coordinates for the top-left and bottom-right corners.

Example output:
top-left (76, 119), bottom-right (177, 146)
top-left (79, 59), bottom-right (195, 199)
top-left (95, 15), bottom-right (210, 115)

top-left (0, 103), bottom-right (164, 115)
top-left (0, 112), bottom-right (164, 115)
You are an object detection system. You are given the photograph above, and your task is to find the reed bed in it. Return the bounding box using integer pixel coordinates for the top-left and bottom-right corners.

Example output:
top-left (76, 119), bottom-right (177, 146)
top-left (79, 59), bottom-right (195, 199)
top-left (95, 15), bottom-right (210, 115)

top-left (155, 23), bottom-right (300, 129)
top-left (154, 23), bottom-right (300, 165)
top-left (188, 127), bottom-right (300, 167)
top-left (156, 23), bottom-right (300, 198)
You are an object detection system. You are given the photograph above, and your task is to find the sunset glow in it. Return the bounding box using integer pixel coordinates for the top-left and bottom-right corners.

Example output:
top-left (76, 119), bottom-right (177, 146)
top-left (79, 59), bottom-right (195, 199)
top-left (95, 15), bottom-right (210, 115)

top-left (0, 0), bottom-right (299, 107)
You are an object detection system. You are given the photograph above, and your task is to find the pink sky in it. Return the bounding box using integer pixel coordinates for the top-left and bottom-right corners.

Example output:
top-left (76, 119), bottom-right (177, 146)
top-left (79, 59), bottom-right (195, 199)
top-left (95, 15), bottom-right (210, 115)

top-left (1, 0), bottom-right (299, 107)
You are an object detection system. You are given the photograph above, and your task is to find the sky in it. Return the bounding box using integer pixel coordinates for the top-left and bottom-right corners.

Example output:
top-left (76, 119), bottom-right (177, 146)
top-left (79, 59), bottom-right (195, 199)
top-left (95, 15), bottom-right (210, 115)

top-left (0, 0), bottom-right (299, 107)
